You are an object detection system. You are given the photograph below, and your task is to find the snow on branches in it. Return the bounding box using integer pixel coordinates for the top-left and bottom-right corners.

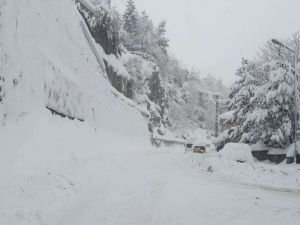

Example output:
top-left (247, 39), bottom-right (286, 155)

top-left (228, 33), bottom-right (300, 148)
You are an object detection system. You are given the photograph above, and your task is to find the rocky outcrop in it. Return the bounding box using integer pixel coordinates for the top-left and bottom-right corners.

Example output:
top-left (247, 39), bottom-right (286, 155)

top-left (103, 60), bottom-right (133, 99)
top-left (77, 1), bottom-right (121, 56)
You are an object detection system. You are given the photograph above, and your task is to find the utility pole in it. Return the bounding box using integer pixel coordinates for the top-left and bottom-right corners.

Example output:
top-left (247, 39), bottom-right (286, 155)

top-left (214, 95), bottom-right (220, 138)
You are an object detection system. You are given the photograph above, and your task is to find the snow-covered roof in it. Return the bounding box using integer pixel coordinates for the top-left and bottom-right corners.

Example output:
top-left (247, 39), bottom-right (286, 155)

top-left (219, 110), bottom-right (234, 121)
top-left (250, 141), bottom-right (270, 151)
top-left (268, 148), bottom-right (287, 155)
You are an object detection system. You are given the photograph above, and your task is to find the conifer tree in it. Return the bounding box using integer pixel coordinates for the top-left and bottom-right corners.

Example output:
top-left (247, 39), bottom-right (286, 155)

top-left (243, 62), bottom-right (295, 147)
top-left (123, 0), bottom-right (138, 50)
top-left (156, 20), bottom-right (169, 54)
top-left (227, 59), bottom-right (259, 127)
top-left (138, 11), bottom-right (154, 52)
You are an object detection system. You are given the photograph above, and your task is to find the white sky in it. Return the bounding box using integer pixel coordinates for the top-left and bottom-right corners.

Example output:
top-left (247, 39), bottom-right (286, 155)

top-left (112, 0), bottom-right (300, 86)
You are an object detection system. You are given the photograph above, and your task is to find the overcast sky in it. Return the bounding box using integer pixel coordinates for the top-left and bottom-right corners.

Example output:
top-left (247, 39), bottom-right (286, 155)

top-left (112, 0), bottom-right (300, 86)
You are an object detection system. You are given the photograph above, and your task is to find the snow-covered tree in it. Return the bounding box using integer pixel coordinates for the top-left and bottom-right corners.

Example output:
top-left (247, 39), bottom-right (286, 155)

top-left (243, 61), bottom-right (296, 148)
top-left (123, 0), bottom-right (139, 50)
top-left (123, 0), bottom-right (138, 34)
top-left (155, 20), bottom-right (169, 54)
top-left (227, 59), bottom-right (260, 129)
top-left (137, 11), bottom-right (155, 52)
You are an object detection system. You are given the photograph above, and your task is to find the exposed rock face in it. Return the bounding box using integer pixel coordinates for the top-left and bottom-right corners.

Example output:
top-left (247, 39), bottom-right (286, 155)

top-left (103, 60), bottom-right (133, 99)
top-left (88, 14), bottom-right (120, 56)
top-left (77, 1), bottom-right (121, 56)
top-left (78, 2), bottom-right (134, 99)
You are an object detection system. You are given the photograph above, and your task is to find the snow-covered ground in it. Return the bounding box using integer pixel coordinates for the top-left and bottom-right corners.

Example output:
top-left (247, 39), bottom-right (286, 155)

top-left (1, 115), bottom-right (300, 225)
top-left (187, 149), bottom-right (300, 191)
top-left (1, 0), bottom-right (300, 224)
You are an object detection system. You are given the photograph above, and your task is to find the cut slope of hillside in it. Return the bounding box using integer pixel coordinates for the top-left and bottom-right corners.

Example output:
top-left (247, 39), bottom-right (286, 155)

top-left (0, 0), bottom-right (150, 190)
top-left (0, 0), bottom-right (148, 134)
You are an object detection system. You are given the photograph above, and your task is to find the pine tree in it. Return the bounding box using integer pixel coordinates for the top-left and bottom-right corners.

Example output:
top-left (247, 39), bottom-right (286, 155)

top-left (123, 0), bottom-right (138, 50)
top-left (138, 11), bottom-right (155, 52)
top-left (227, 59), bottom-right (259, 132)
top-left (155, 20), bottom-right (169, 54)
top-left (243, 61), bottom-right (295, 148)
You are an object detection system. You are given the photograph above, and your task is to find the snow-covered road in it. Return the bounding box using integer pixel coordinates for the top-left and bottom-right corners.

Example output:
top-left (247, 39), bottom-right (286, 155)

top-left (1, 117), bottom-right (300, 225)
top-left (50, 148), bottom-right (300, 225)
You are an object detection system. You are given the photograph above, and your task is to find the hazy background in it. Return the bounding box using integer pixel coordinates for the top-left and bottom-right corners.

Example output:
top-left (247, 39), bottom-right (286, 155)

top-left (112, 0), bottom-right (300, 86)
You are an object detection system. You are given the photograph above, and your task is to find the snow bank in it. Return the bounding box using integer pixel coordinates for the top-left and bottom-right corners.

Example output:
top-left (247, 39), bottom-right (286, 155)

top-left (220, 143), bottom-right (253, 163)
top-left (186, 150), bottom-right (300, 190)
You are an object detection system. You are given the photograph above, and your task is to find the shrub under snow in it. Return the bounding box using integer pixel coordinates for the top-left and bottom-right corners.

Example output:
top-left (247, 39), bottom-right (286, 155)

top-left (220, 143), bottom-right (253, 163)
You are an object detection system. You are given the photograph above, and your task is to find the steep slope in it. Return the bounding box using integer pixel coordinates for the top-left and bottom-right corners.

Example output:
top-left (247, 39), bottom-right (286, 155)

top-left (0, 0), bottom-right (148, 136)
top-left (0, 0), bottom-right (149, 217)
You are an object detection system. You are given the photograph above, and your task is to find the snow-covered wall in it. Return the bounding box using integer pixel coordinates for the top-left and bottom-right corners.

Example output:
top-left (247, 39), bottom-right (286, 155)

top-left (0, 0), bottom-right (148, 138)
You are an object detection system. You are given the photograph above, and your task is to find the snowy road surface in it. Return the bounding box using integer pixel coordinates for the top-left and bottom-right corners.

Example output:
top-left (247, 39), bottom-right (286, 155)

top-left (1, 117), bottom-right (300, 225)
top-left (51, 150), bottom-right (300, 225)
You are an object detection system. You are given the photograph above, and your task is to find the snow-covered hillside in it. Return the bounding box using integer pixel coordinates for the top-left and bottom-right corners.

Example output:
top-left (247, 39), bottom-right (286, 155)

top-left (0, 0), bottom-right (149, 198)
top-left (0, 0), bottom-right (150, 222)
top-left (0, 0), bottom-right (148, 135)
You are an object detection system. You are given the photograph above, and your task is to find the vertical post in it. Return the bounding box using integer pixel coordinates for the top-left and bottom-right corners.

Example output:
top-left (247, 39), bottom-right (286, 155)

top-left (215, 95), bottom-right (219, 138)
top-left (92, 107), bottom-right (97, 132)
top-left (294, 50), bottom-right (299, 162)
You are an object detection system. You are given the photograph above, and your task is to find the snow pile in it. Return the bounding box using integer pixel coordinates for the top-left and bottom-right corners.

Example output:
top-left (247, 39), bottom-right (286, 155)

top-left (220, 143), bottom-right (253, 163)
top-left (186, 150), bottom-right (300, 191)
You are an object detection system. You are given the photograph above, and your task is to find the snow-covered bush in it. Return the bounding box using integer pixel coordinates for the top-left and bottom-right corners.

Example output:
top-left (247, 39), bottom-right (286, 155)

top-left (220, 143), bottom-right (253, 163)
